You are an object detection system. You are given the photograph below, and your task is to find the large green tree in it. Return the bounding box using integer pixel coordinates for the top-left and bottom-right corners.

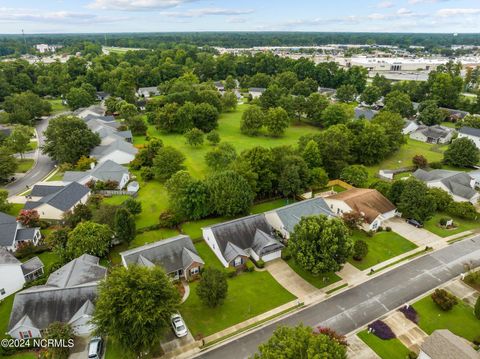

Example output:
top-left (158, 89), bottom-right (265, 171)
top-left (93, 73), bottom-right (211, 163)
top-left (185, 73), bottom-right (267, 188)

top-left (340, 165), bottom-right (369, 187)
top-left (252, 325), bottom-right (347, 359)
top-left (288, 215), bottom-right (353, 274)
top-left (360, 85), bottom-right (381, 105)
top-left (42, 115), bottom-right (100, 164)
top-left (4, 91), bottom-right (51, 125)
top-left (264, 107), bottom-right (290, 137)
top-left (196, 267), bottom-right (228, 307)
top-left (114, 208), bottom-right (136, 243)
top-left (241, 105), bottom-right (265, 136)
top-left (152, 146), bottom-right (186, 182)
top-left (205, 142), bottom-right (237, 170)
top-left (443, 138), bottom-right (479, 167)
top-left (384, 91), bottom-right (414, 118)
top-left (7, 125), bottom-right (32, 158)
top-left (0, 148), bottom-right (18, 181)
top-left (0, 190), bottom-right (11, 212)
top-left (397, 179), bottom-right (436, 222)
top-left (93, 265), bottom-right (180, 357)
top-left (322, 103), bottom-right (354, 127)
top-left (66, 221), bottom-right (112, 258)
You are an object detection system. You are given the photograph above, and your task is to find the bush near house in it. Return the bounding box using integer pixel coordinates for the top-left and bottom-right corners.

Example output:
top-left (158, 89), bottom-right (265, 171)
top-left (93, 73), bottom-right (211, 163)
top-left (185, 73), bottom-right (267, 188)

top-left (431, 289), bottom-right (458, 311)
top-left (368, 320), bottom-right (396, 340)
top-left (399, 305), bottom-right (419, 324)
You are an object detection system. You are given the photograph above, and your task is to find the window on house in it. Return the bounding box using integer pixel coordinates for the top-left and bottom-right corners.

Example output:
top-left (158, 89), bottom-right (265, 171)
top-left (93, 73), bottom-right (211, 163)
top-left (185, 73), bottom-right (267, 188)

top-left (0, 288), bottom-right (5, 295)
top-left (190, 267), bottom-right (199, 275)
top-left (233, 257), bottom-right (243, 267)
top-left (21, 331), bottom-right (31, 339)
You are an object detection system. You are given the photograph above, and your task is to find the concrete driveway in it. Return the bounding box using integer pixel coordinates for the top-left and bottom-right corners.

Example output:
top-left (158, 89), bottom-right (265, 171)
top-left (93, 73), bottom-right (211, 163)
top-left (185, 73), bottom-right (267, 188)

top-left (265, 259), bottom-right (317, 298)
top-left (384, 217), bottom-right (444, 248)
top-left (69, 335), bottom-right (98, 359)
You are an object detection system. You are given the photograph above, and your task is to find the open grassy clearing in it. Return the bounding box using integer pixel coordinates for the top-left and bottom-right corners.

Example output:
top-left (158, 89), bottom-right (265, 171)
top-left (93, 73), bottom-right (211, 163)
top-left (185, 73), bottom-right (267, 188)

top-left (5, 203), bottom-right (23, 216)
top-left (423, 212), bottom-right (480, 238)
top-left (16, 159), bottom-right (34, 173)
top-left (357, 330), bottom-right (411, 359)
top-left (194, 241), bottom-right (225, 271)
top-left (180, 271), bottom-right (296, 337)
top-left (47, 98), bottom-right (68, 114)
top-left (348, 230), bottom-right (418, 271)
top-left (285, 258), bottom-right (341, 289)
top-left (413, 294), bottom-right (480, 342)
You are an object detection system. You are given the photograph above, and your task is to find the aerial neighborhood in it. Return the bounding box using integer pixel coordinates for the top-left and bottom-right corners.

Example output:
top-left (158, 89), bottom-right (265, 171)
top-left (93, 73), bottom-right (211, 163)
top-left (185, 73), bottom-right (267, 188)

top-left (1, 21), bottom-right (480, 359)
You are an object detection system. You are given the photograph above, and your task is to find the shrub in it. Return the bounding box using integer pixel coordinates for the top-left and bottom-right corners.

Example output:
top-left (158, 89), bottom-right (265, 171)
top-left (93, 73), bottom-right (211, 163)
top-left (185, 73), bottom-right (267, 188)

top-left (447, 201), bottom-right (478, 220)
top-left (342, 212), bottom-right (364, 229)
top-left (377, 226), bottom-right (384, 232)
top-left (473, 335), bottom-right (480, 345)
top-left (429, 161), bottom-right (443, 169)
top-left (368, 320), bottom-right (396, 340)
top-left (315, 327), bottom-right (348, 346)
top-left (158, 210), bottom-right (181, 229)
top-left (412, 155), bottom-right (428, 169)
top-left (140, 166), bottom-right (154, 181)
top-left (399, 305), bottom-right (419, 324)
top-left (245, 261), bottom-right (255, 272)
top-left (474, 297), bottom-right (480, 320)
top-left (431, 289), bottom-right (458, 311)
top-left (281, 248), bottom-right (292, 261)
top-left (226, 266), bottom-right (237, 278)
top-left (385, 226), bottom-right (392, 232)
top-left (256, 259), bottom-right (265, 269)
top-left (366, 230), bottom-right (374, 237)
top-left (353, 240), bottom-right (368, 261)
top-left (408, 351), bottom-right (418, 359)
top-left (439, 217), bottom-right (449, 226)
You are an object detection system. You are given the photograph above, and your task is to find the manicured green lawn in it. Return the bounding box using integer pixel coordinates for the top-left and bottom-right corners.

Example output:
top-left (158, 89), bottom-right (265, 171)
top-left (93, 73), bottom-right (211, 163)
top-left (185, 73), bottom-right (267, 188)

top-left (181, 217), bottom-right (228, 240)
top-left (348, 230), bottom-right (418, 270)
top-left (134, 105), bottom-right (321, 179)
top-left (413, 294), bottom-right (480, 342)
top-left (357, 330), bottom-right (411, 359)
top-left (131, 229), bottom-right (180, 248)
top-left (250, 198), bottom-right (291, 214)
top-left (22, 250), bottom-right (61, 273)
top-left (0, 294), bottom-right (14, 340)
top-left (424, 213), bottom-right (480, 238)
top-left (103, 195), bottom-right (130, 206)
top-left (366, 138), bottom-right (446, 179)
top-left (16, 159), bottom-right (34, 173)
top-left (46, 170), bottom-right (64, 182)
top-left (48, 99), bottom-right (68, 114)
top-left (130, 181), bottom-right (169, 229)
top-left (285, 258), bottom-right (341, 289)
top-left (194, 241), bottom-right (225, 270)
top-left (5, 203), bottom-right (23, 216)
top-left (26, 141), bottom-right (38, 152)
top-left (180, 271), bottom-right (296, 337)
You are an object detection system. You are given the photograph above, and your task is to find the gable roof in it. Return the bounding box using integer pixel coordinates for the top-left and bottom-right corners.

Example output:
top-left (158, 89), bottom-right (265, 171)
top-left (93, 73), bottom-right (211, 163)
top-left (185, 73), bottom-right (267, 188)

top-left (120, 235), bottom-right (204, 273)
top-left (415, 125), bottom-right (452, 139)
top-left (63, 160), bottom-right (128, 184)
top-left (354, 107), bottom-right (378, 120)
top-left (46, 254), bottom-right (106, 289)
top-left (459, 126), bottom-right (480, 138)
top-left (207, 214), bottom-right (282, 261)
top-left (91, 139), bottom-right (138, 158)
top-left (25, 182), bottom-right (90, 212)
top-left (30, 185), bottom-right (64, 197)
top-left (21, 256), bottom-right (44, 276)
top-left (413, 169), bottom-right (477, 200)
top-left (327, 188), bottom-right (396, 224)
top-left (421, 329), bottom-right (480, 359)
top-left (248, 87), bottom-right (266, 93)
top-left (0, 212), bottom-right (19, 247)
top-left (272, 197), bottom-right (335, 233)
top-left (8, 285), bottom-right (98, 332)
top-left (0, 247), bottom-right (21, 265)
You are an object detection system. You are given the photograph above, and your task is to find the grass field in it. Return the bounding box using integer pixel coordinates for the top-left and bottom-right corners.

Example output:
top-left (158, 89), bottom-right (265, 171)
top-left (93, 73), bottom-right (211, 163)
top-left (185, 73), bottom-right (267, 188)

top-left (194, 241), bottom-right (225, 270)
top-left (5, 203), bottom-right (23, 216)
top-left (348, 230), bottom-right (418, 270)
top-left (131, 229), bottom-right (180, 248)
top-left (47, 98), bottom-right (68, 114)
top-left (424, 213), bottom-right (480, 238)
top-left (413, 294), bottom-right (480, 342)
top-left (285, 258), bottom-right (342, 289)
top-left (180, 271), bottom-right (295, 337)
top-left (357, 330), bottom-right (411, 359)
top-left (16, 159), bottom-right (34, 173)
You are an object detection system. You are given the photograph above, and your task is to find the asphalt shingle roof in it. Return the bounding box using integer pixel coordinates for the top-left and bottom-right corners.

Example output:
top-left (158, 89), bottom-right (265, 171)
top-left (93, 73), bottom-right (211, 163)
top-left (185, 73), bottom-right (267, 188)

top-left (21, 256), bottom-right (44, 275)
top-left (46, 254), bottom-right (106, 289)
top-left (91, 139), bottom-right (138, 157)
top-left (63, 160), bottom-right (128, 184)
top-left (459, 126), bottom-right (480, 138)
top-left (421, 329), bottom-right (480, 359)
top-left (25, 182), bottom-right (90, 212)
top-left (413, 169), bottom-right (477, 200)
top-left (0, 247), bottom-right (21, 265)
top-left (0, 212), bottom-right (18, 247)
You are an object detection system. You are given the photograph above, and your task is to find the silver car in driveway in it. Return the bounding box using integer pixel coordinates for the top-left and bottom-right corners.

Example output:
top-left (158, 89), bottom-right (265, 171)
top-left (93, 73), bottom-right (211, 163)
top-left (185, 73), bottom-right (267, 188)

top-left (171, 314), bottom-right (188, 338)
top-left (87, 337), bottom-right (104, 359)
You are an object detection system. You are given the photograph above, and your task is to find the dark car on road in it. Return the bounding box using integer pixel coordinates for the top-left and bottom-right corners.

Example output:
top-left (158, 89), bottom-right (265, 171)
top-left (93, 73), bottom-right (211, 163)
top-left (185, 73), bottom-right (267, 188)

top-left (406, 218), bottom-right (423, 228)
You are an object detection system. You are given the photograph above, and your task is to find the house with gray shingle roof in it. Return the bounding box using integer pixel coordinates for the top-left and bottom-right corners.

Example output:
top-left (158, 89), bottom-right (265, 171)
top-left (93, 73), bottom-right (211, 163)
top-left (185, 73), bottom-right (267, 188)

top-left (0, 212), bottom-right (41, 252)
top-left (137, 86), bottom-right (160, 98)
top-left (91, 138), bottom-right (138, 165)
top-left (7, 254), bottom-right (106, 339)
top-left (265, 198), bottom-right (335, 239)
top-left (354, 107), bottom-right (378, 120)
top-left (457, 126), bottom-right (480, 149)
top-left (63, 160), bottom-right (131, 190)
top-left (0, 248), bottom-right (43, 299)
top-left (419, 329), bottom-right (480, 359)
top-left (120, 235), bottom-right (204, 280)
top-left (203, 214), bottom-right (284, 268)
top-left (248, 87), bottom-right (266, 99)
top-left (24, 182), bottom-right (91, 220)
top-left (409, 124), bottom-right (454, 144)
top-left (413, 169), bottom-right (480, 204)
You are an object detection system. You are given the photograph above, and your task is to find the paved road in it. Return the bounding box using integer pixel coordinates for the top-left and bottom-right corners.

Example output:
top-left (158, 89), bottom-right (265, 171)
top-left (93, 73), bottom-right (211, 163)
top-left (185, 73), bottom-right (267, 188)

top-left (5, 115), bottom-right (57, 196)
top-left (195, 236), bottom-right (480, 359)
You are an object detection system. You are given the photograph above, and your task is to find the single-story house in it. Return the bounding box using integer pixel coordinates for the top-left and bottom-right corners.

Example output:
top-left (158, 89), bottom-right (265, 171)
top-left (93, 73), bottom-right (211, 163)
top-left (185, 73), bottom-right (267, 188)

top-left (203, 214), bottom-right (284, 268)
top-left (440, 107), bottom-right (470, 121)
top-left (0, 212), bottom-right (41, 252)
top-left (319, 87), bottom-right (337, 96)
top-left (74, 105), bottom-right (105, 119)
top-left (0, 248), bottom-right (43, 299)
top-left (214, 81), bottom-right (225, 92)
top-left (91, 139), bottom-right (138, 165)
top-left (248, 87), bottom-right (266, 99)
top-left (403, 120), bottom-right (420, 135)
top-left (457, 126), bottom-right (480, 149)
top-left (413, 169), bottom-right (479, 204)
top-left (265, 198), bottom-right (335, 239)
top-left (7, 254), bottom-right (106, 339)
top-left (409, 125), bottom-right (454, 144)
top-left (468, 170), bottom-right (480, 188)
top-left (354, 107), bottom-right (378, 120)
top-left (418, 329), bottom-right (479, 359)
top-left (63, 160), bottom-right (130, 190)
top-left (24, 182), bottom-right (91, 220)
top-left (85, 118), bottom-right (132, 144)
top-left (325, 188), bottom-right (397, 231)
top-left (137, 86), bottom-right (160, 98)
top-left (120, 235), bottom-right (204, 281)
top-left (95, 91), bottom-right (109, 101)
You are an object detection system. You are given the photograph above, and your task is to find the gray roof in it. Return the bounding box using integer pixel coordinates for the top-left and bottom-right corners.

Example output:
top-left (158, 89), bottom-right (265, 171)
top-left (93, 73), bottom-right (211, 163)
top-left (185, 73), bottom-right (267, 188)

top-left (0, 247), bottom-right (21, 265)
top-left (415, 125), bottom-right (452, 139)
top-left (8, 285), bottom-right (98, 332)
top-left (91, 139), bottom-right (138, 157)
top-left (207, 214), bottom-right (282, 261)
top-left (248, 87), bottom-right (266, 93)
top-left (413, 169), bottom-right (477, 200)
top-left (354, 107), bottom-right (378, 120)
top-left (251, 229), bottom-right (284, 257)
top-left (25, 182), bottom-right (90, 212)
top-left (273, 198), bottom-right (335, 233)
top-left (421, 329), bottom-right (480, 359)
top-left (84, 114), bottom-right (117, 124)
top-left (223, 242), bottom-right (248, 263)
top-left (21, 256), bottom-right (44, 275)
top-left (121, 235), bottom-right (204, 274)
top-left (63, 160), bottom-right (128, 184)
top-left (0, 212), bottom-right (39, 247)
top-left (459, 126), bottom-right (480, 138)
top-left (15, 228), bottom-right (37, 242)
top-left (46, 254), bottom-right (106, 289)
top-left (441, 107), bottom-right (470, 119)
top-left (30, 185), bottom-right (63, 197)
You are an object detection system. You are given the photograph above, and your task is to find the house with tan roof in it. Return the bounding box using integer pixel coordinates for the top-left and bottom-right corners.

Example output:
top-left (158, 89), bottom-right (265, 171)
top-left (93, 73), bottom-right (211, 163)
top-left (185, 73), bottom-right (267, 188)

top-left (419, 329), bottom-right (480, 359)
top-left (325, 188), bottom-right (397, 231)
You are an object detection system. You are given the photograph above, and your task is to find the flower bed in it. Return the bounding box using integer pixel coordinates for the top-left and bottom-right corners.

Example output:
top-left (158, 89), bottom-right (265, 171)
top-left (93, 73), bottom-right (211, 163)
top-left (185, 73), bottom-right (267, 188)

top-left (399, 305), bottom-right (419, 324)
top-left (368, 320), bottom-right (396, 340)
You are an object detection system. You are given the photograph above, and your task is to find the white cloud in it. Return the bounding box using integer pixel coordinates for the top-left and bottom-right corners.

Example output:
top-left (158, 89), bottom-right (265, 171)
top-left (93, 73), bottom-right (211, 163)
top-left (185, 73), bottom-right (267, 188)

top-left (0, 7), bottom-right (126, 23)
top-left (408, 0), bottom-right (452, 4)
top-left (377, 1), bottom-right (394, 9)
top-left (436, 8), bottom-right (480, 17)
top-left (87, 0), bottom-right (200, 11)
top-left (160, 7), bottom-right (254, 18)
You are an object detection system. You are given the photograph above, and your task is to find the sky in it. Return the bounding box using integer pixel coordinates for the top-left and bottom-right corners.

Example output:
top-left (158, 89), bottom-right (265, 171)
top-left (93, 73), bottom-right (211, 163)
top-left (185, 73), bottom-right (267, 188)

top-left (1, 0), bottom-right (480, 34)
